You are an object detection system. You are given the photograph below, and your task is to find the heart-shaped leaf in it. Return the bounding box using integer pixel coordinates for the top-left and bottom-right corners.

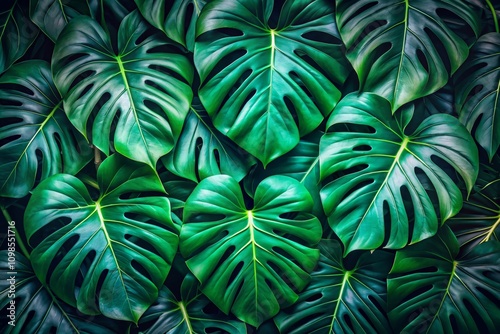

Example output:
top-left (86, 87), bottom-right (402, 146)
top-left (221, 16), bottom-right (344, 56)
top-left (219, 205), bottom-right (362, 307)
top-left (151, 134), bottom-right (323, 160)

top-left (0, 252), bottom-right (124, 333)
top-left (139, 274), bottom-right (246, 333)
top-left (320, 92), bottom-right (479, 254)
top-left (52, 10), bottom-right (193, 168)
top-left (274, 239), bottom-right (393, 334)
top-left (24, 154), bottom-right (179, 323)
top-left (163, 99), bottom-right (256, 183)
top-left (0, 0), bottom-right (39, 74)
top-left (195, 0), bottom-right (351, 166)
top-left (454, 32), bottom-right (500, 160)
top-left (388, 226), bottom-right (500, 333)
top-left (180, 174), bottom-right (322, 327)
top-left (336, 0), bottom-right (482, 111)
top-left (0, 60), bottom-right (92, 198)
top-left (135, 0), bottom-right (207, 51)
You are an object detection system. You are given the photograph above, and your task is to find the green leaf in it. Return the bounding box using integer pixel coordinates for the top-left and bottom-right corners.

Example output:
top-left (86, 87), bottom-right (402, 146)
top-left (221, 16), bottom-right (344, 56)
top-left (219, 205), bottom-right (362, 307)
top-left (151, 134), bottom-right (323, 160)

top-left (0, 60), bottom-right (92, 198)
top-left (52, 10), bottom-right (193, 168)
top-left (388, 226), bottom-right (500, 333)
top-left (29, 0), bottom-right (94, 42)
top-left (180, 174), bottom-right (322, 327)
top-left (24, 154), bottom-right (179, 323)
top-left (320, 92), bottom-right (479, 254)
top-left (274, 240), bottom-right (393, 334)
top-left (454, 32), bottom-right (500, 160)
top-left (0, 252), bottom-right (124, 333)
top-left (139, 274), bottom-right (247, 333)
top-left (135, 0), bottom-right (207, 51)
top-left (449, 159), bottom-right (500, 249)
top-left (163, 99), bottom-right (256, 183)
top-left (0, 0), bottom-right (39, 74)
top-left (195, 0), bottom-right (351, 166)
top-left (336, 0), bottom-right (482, 111)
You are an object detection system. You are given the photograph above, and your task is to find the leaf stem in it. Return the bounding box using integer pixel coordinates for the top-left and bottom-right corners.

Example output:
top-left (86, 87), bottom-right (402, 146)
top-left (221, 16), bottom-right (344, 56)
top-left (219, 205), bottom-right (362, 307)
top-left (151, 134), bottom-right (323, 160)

top-left (1, 205), bottom-right (30, 260)
top-left (486, 0), bottom-right (499, 33)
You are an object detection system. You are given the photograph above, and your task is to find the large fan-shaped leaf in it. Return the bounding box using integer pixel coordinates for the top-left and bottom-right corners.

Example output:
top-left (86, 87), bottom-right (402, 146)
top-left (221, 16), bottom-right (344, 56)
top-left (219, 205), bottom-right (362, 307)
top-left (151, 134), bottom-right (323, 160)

top-left (163, 99), bottom-right (256, 183)
top-left (450, 159), bottom-right (500, 250)
top-left (0, 0), bottom-right (38, 74)
top-left (274, 240), bottom-right (393, 334)
top-left (320, 93), bottom-right (479, 254)
top-left (0, 60), bottom-right (92, 198)
top-left (29, 0), bottom-right (94, 42)
top-left (195, 0), bottom-right (351, 166)
top-left (52, 11), bottom-right (193, 168)
top-left (388, 226), bottom-right (500, 333)
top-left (336, 0), bottom-right (481, 111)
top-left (0, 252), bottom-right (123, 333)
top-left (139, 274), bottom-right (246, 333)
top-left (180, 174), bottom-right (322, 327)
top-left (454, 32), bottom-right (500, 160)
top-left (135, 0), bottom-right (207, 51)
top-left (24, 154), bottom-right (179, 323)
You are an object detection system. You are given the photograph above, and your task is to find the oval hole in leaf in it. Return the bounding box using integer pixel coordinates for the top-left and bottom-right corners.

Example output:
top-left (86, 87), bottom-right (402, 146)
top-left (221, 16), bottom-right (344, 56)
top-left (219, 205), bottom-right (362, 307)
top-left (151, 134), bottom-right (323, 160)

top-left (302, 31), bottom-right (342, 44)
top-left (0, 134), bottom-right (21, 148)
top-left (305, 292), bottom-right (323, 303)
top-left (424, 27), bottom-right (451, 73)
top-left (202, 302), bottom-right (221, 316)
top-left (0, 83), bottom-right (35, 96)
top-left (47, 234), bottom-right (80, 283)
top-left (199, 49), bottom-right (247, 90)
top-left (132, 259), bottom-right (152, 281)
top-left (398, 283), bottom-right (433, 305)
top-left (416, 49), bottom-right (429, 73)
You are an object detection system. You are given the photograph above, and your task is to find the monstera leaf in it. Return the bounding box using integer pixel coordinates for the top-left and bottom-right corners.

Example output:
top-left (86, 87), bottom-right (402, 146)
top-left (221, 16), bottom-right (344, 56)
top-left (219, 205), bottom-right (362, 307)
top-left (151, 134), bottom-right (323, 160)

top-left (320, 93), bottom-right (479, 254)
top-left (388, 226), bottom-right (500, 333)
top-left (336, 0), bottom-right (481, 111)
top-left (29, 0), bottom-right (94, 42)
top-left (454, 32), bottom-right (500, 160)
top-left (274, 239), bottom-right (393, 334)
top-left (135, 0), bottom-right (207, 51)
top-left (24, 154), bottom-right (179, 323)
top-left (140, 274), bottom-right (246, 333)
top-left (163, 99), bottom-right (256, 183)
top-left (449, 160), bottom-right (500, 250)
top-left (0, 60), bottom-right (92, 198)
top-left (180, 174), bottom-right (322, 327)
top-left (195, 0), bottom-right (351, 165)
top-left (0, 252), bottom-right (123, 333)
top-left (52, 10), bottom-right (193, 168)
top-left (0, 0), bottom-right (38, 74)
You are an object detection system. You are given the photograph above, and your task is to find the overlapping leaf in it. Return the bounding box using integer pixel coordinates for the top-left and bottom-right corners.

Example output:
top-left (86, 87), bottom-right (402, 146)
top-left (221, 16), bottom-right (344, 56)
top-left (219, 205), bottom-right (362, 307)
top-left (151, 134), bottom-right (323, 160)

top-left (24, 154), bottom-right (179, 323)
top-left (454, 32), bottom-right (500, 160)
top-left (388, 226), bottom-right (500, 333)
top-left (0, 60), bottom-right (92, 198)
top-left (336, 0), bottom-right (481, 111)
top-left (180, 174), bottom-right (321, 327)
top-left (274, 240), bottom-right (393, 334)
top-left (320, 93), bottom-right (479, 254)
top-left (52, 10), bottom-right (193, 167)
top-left (195, 0), bottom-right (351, 165)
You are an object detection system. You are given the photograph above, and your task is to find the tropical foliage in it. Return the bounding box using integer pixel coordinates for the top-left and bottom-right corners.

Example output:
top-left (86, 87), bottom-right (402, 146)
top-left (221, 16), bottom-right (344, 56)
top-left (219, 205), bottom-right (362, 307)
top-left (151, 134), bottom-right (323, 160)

top-left (1, 0), bottom-right (499, 333)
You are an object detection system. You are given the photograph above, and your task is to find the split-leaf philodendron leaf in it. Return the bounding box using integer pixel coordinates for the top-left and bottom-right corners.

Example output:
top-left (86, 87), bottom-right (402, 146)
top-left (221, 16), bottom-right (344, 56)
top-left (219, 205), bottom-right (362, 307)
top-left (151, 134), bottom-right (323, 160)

top-left (180, 174), bottom-right (322, 327)
top-left (388, 226), bottom-right (500, 333)
top-left (24, 154), bottom-right (179, 323)
top-left (320, 92), bottom-right (479, 254)
top-left (52, 10), bottom-right (193, 168)
top-left (274, 239), bottom-right (393, 334)
top-left (336, 0), bottom-right (482, 111)
top-left (0, 60), bottom-right (92, 198)
top-left (195, 0), bottom-right (351, 166)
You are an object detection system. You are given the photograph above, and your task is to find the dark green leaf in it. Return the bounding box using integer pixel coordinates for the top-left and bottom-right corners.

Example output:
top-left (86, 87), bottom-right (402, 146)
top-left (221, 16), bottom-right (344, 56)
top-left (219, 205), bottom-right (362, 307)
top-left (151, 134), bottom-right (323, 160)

top-left (388, 226), bottom-right (500, 333)
top-left (0, 60), bottom-right (92, 198)
top-left (180, 174), bottom-right (322, 327)
top-left (52, 11), bottom-right (193, 168)
top-left (139, 274), bottom-right (246, 333)
top-left (195, 0), bottom-right (351, 166)
top-left (320, 93), bottom-right (479, 254)
top-left (274, 240), bottom-right (393, 334)
top-left (454, 32), bottom-right (500, 160)
top-left (163, 99), bottom-right (256, 183)
top-left (24, 154), bottom-right (179, 323)
top-left (336, 0), bottom-right (482, 111)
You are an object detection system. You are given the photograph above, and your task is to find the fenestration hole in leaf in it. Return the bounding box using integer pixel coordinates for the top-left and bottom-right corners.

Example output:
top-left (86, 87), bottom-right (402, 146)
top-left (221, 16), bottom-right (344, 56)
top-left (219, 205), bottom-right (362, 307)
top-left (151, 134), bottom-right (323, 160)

top-left (29, 216), bottom-right (72, 248)
top-left (202, 302), bottom-right (221, 316)
top-left (400, 185), bottom-right (415, 244)
top-left (228, 261), bottom-right (244, 286)
top-left (476, 286), bottom-right (500, 305)
top-left (78, 250), bottom-right (97, 282)
top-left (95, 269), bottom-right (109, 304)
top-left (450, 314), bottom-right (459, 333)
top-left (60, 52), bottom-right (89, 67)
top-left (135, 27), bottom-right (155, 45)
top-left (482, 270), bottom-right (500, 282)
top-left (416, 49), bottom-right (429, 73)
top-left (126, 234), bottom-right (164, 259)
top-left (368, 295), bottom-right (386, 315)
top-left (284, 96), bottom-right (300, 129)
top-left (46, 234), bottom-right (80, 283)
top-left (77, 84), bottom-right (94, 100)
top-left (0, 134), bottom-right (21, 148)
top-left (341, 1), bottom-right (379, 26)
top-left (131, 259), bottom-right (152, 280)
top-left (465, 84), bottom-right (484, 106)
top-left (398, 284), bottom-right (433, 305)
top-left (343, 314), bottom-right (354, 331)
top-left (293, 51), bottom-right (333, 85)
top-left (302, 31), bottom-right (342, 45)
top-left (148, 64), bottom-right (186, 83)
top-left (144, 79), bottom-right (169, 96)
top-left (68, 70), bottom-right (95, 92)
top-left (305, 292), bottom-right (322, 302)
top-left (0, 98), bottom-right (23, 106)
top-left (463, 298), bottom-right (488, 331)
top-left (424, 27), bottom-right (451, 73)
top-left (353, 145), bottom-right (371, 151)
top-left (328, 122), bottom-right (376, 134)
top-left (435, 8), bottom-right (476, 43)
top-left (200, 49), bottom-right (247, 90)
